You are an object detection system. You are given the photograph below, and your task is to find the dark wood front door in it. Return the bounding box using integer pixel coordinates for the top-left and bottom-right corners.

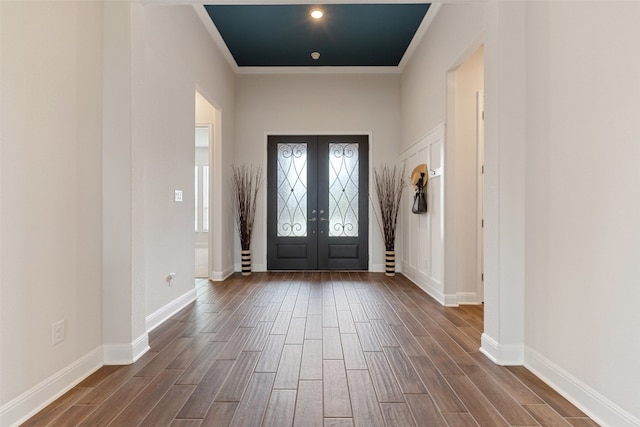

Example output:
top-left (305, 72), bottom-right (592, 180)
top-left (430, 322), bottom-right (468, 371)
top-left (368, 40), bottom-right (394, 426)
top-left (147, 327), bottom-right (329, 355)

top-left (267, 135), bottom-right (369, 270)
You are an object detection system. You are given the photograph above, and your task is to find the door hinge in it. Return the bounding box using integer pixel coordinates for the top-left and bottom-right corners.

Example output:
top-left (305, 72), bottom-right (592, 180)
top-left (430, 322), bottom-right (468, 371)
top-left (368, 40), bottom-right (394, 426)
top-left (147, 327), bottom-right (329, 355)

top-left (481, 219), bottom-right (484, 228)
top-left (481, 273), bottom-right (484, 282)
top-left (482, 165), bottom-right (484, 174)
top-left (482, 111), bottom-right (485, 120)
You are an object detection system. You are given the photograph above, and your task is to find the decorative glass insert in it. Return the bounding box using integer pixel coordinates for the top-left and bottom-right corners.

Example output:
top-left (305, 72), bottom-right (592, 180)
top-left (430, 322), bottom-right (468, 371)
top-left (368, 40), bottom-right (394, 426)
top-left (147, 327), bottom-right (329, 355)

top-left (277, 143), bottom-right (307, 237)
top-left (328, 143), bottom-right (359, 237)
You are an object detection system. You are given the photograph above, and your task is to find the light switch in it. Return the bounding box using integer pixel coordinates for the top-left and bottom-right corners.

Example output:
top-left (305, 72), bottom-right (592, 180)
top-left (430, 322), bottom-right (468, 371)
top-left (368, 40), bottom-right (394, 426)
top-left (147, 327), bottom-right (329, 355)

top-left (174, 190), bottom-right (183, 202)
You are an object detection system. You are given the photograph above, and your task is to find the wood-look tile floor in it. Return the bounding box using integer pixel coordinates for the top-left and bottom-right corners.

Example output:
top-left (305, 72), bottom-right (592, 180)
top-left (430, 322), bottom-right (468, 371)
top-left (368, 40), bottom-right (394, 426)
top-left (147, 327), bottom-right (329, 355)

top-left (22, 272), bottom-right (598, 427)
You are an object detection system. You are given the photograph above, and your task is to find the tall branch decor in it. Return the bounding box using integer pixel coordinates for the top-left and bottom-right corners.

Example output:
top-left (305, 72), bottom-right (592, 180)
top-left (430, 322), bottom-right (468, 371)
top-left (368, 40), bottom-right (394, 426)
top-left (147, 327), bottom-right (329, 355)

top-left (373, 164), bottom-right (405, 276)
top-left (231, 164), bottom-right (263, 275)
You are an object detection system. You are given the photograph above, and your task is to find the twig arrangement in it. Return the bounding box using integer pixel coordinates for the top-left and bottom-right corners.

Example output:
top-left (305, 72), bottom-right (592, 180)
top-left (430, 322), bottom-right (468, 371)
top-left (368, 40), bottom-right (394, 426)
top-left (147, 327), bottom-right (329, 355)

top-left (231, 164), bottom-right (263, 250)
top-left (373, 164), bottom-right (405, 251)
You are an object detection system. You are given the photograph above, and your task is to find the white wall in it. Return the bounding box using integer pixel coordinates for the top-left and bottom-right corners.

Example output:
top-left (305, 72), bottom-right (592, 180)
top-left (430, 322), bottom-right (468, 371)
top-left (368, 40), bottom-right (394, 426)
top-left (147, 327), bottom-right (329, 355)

top-left (235, 73), bottom-right (401, 271)
top-left (1, 2), bottom-right (237, 424)
top-left (102, 0), bottom-right (148, 365)
top-left (142, 4), bottom-right (236, 314)
top-left (0, 0), bottom-right (103, 420)
top-left (481, 0), bottom-right (527, 367)
top-left (402, 0), bottom-right (640, 424)
top-left (400, 3), bottom-right (485, 305)
top-left (523, 2), bottom-right (640, 425)
top-left (196, 91), bottom-right (216, 126)
top-left (400, 2), bottom-right (485, 151)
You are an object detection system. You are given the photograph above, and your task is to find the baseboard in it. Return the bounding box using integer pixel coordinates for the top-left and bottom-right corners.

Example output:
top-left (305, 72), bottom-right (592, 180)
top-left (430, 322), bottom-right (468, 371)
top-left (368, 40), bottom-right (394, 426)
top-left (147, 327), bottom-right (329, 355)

top-left (0, 346), bottom-right (103, 427)
top-left (525, 347), bottom-right (640, 427)
top-left (442, 293), bottom-right (459, 307)
top-left (401, 262), bottom-right (446, 305)
top-left (211, 265), bottom-right (235, 281)
top-left (435, 292), bottom-right (482, 307)
top-left (107, 288), bottom-right (199, 366)
top-left (455, 291), bottom-right (482, 305)
top-left (103, 332), bottom-right (149, 365)
top-left (146, 288), bottom-right (197, 333)
top-left (369, 263), bottom-right (384, 273)
top-left (480, 333), bottom-right (524, 365)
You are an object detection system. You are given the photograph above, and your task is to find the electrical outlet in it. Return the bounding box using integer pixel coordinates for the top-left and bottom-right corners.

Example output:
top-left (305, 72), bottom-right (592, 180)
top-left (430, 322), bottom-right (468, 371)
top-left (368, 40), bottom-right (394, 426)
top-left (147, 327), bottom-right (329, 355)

top-left (52, 320), bottom-right (65, 346)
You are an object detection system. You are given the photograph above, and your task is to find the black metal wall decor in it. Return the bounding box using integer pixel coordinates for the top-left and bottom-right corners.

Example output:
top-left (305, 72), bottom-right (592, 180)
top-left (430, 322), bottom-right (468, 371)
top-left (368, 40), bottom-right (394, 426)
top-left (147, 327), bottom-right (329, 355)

top-left (411, 163), bottom-right (428, 214)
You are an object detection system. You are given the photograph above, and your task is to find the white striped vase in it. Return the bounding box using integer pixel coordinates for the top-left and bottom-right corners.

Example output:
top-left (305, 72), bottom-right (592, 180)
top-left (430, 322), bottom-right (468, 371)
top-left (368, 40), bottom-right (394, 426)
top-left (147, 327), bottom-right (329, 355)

top-left (385, 250), bottom-right (395, 276)
top-left (241, 250), bottom-right (252, 276)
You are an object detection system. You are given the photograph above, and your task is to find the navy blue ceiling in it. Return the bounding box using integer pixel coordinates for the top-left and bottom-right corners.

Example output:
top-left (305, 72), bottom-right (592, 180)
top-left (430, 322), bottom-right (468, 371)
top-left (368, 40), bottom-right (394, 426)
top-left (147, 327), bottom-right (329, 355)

top-left (204, 4), bottom-right (431, 67)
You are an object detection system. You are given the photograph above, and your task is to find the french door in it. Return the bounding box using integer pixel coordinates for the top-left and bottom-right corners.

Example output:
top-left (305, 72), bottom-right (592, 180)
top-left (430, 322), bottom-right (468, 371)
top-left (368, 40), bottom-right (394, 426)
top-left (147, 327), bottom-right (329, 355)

top-left (267, 135), bottom-right (369, 270)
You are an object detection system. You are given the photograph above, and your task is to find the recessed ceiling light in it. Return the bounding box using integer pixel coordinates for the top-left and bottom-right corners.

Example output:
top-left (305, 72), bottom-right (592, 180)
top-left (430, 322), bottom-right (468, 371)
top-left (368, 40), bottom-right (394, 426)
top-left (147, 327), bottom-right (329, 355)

top-left (310, 9), bottom-right (323, 19)
top-left (311, 52), bottom-right (320, 60)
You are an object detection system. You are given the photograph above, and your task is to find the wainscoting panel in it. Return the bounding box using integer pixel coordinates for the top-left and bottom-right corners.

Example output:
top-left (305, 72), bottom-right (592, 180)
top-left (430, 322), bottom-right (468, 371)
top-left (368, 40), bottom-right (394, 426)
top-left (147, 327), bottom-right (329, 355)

top-left (400, 123), bottom-right (446, 304)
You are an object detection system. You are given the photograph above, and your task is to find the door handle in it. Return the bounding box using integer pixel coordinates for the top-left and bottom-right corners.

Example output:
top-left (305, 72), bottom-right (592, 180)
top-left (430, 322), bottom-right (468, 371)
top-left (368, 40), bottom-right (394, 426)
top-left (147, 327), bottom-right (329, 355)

top-left (308, 217), bottom-right (317, 222)
top-left (319, 217), bottom-right (328, 222)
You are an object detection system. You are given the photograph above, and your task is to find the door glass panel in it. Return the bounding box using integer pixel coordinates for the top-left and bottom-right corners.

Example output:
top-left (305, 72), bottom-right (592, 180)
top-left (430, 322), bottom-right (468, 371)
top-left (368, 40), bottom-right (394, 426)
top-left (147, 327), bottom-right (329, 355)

top-left (277, 143), bottom-right (308, 237)
top-left (328, 142), bottom-right (359, 237)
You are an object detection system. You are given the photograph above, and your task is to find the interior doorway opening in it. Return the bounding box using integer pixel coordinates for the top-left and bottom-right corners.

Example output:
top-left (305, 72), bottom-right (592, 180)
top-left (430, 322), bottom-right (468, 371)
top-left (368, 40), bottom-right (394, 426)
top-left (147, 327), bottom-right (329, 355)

top-left (446, 43), bottom-right (485, 305)
top-left (195, 91), bottom-right (215, 278)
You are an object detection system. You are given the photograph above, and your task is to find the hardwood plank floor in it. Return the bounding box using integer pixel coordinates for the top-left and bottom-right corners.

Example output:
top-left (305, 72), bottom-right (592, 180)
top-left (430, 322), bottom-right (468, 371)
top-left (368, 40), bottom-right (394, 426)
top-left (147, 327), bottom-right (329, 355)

top-left (22, 272), bottom-right (598, 426)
